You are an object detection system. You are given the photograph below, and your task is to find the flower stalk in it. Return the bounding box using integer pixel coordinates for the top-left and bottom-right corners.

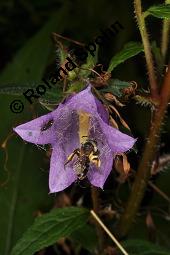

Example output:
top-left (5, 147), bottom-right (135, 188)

top-left (117, 65), bottom-right (170, 237)
top-left (134, 0), bottom-right (159, 100)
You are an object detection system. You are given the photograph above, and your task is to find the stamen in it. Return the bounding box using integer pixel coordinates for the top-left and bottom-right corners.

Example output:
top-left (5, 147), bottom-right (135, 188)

top-left (78, 111), bottom-right (90, 143)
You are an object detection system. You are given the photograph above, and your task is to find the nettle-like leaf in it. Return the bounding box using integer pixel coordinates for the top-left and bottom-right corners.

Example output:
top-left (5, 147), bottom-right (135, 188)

top-left (0, 82), bottom-right (64, 109)
top-left (55, 40), bottom-right (68, 65)
top-left (0, 85), bottom-right (35, 96)
top-left (84, 51), bottom-right (97, 68)
top-left (101, 79), bottom-right (133, 97)
top-left (146, 4), bottom-right (170, 19)
top-left (70, 224), bottom-right (98, 252)
top-left (11, 207), bottom-right (89, 255)
top-left (66, 80), bottom-right (86, 94)
top-left (107, 42), bottom-right (144, 72)
top-left (79, 53), bottom-right (96, 78)
top-left (121, 239), bottom-right (169, 255)
top-left (77, 46), bottom-right (99, 78)
top-left (40, 83), bottom-right (63, 102)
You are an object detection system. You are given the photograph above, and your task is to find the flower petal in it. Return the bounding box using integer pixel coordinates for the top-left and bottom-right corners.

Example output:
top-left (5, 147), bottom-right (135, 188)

top-left (62, 85), bottom-right (135, 154)
top-left (49, 110), bottom-right (80, 192)
top-left (13, 85), bottom-right (108, 146)
top-left (63, 85), bottom-right (108, 122)
top-left (54, 109), bottom-right (80, 150)
top-left (99, 118), bottom-right (136, 153)
top-left (87, 149), bottom-right (113, 189)
top-left (13, 110), bottom-right (59, 145)
top-left (87, 117), bottom-right (113, 188)
top-left (95, 97), bottom-right (109, 124)
top-left (49, 144), bottom-right (77, 193)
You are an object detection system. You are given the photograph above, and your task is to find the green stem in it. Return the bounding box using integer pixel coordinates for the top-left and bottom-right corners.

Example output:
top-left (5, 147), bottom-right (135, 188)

top-left (161, 0), bottom-right (170, 62)
top-left (134, 0), bottom-right (158, 99)
top-left (117, 65), bottom-right (170, 237)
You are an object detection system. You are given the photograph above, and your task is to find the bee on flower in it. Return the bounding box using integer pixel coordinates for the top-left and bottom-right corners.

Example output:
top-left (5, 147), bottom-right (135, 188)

top-left (14, 85), bottom-right (136, 193)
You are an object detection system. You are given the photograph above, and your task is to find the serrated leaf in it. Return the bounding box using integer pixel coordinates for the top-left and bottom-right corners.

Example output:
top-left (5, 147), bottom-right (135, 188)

top-left (11, 207), bottom-right (89, 255)
top-left (86, 46), bottom-right (99, 68)
top-left (79, 48), bottom-right (99, 78)
top-left (39, 84), bottom-right (63, 110)
top-left (40, 84), bottom-right (63, 102)
top-left (80, 54), bottom-right (95, 77)
top-left (121, 239), bottom-right (170, 255)
top-left (0, 6), bottom-right (68, 85)
top-left (66, 81), bottom-right (86, 93)
top-left (0, 82), bottom-right (63, 110)
top-left (146, 4), bottom-right (170, 19)
top-left (0, 84), bottom-right (35, 96)
top-left (107, 42), bottom-right (144, 72)
top-left (56, 43), bottom-right (68, 65)
top-left (101, 79), bottom-right (132, 97)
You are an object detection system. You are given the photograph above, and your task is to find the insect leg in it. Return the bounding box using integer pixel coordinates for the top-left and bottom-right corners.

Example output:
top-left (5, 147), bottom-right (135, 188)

top-left (64, 149), bottom-right (80, 167)
top-left (89, 152), bottom-right (101, 168)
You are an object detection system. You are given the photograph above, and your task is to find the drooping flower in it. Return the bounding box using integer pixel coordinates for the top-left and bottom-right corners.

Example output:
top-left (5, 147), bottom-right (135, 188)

top-left (14, 85), bottom-right (136, 193)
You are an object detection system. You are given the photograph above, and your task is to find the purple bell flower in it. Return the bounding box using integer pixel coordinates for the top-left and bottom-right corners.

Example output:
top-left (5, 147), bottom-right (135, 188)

top-left (14, 85), bottom-right (136, 193)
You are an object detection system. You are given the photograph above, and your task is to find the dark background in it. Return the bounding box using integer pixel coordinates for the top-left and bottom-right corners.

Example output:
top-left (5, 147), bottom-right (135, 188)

top-left (0, 0), bottom-right (170, 254)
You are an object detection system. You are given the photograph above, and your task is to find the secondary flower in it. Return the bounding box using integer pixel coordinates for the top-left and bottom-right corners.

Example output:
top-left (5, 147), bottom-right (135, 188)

top-left (14, 85), bottom-right (136, 193)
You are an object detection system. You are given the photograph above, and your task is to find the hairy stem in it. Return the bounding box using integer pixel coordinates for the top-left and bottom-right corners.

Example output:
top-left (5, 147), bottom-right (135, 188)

top-left (134, 0), bottom-right (158, 99)
top-left (117, 66), bottom-right (170, 237)
top-left (161, 0), bottom-right (170, 62)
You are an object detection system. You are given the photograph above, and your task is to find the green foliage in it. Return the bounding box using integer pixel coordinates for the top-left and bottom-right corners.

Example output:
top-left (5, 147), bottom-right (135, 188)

top-left (122, 239), bottom-right (170, 255)
top-left (107, 42), bottom-right (144, 72)
top-left (0, 82), bottom-right (64, 110)
top-left (0, 94), bottom-right (53, 255)
top-left (66, 80), bottom-right (86, 94)
top-left (0, 85), bottom-right (35, 96)
top-left (70, 224), bottom-right (98, 252)
top-left (40, 83), bottom-right (63, 103)
top-left (101, 79), bottom-right (132, 97)
top-left (77, 47), bottom-right (99, 78)
top-left (56, 43), bottom-right (68, 65)
top-left (84, 51), bottom-right (97, 69)
top-left (11, 207), bottom-right (89, 255)
top-left (146, 4), bottom-right (170, 19)
top-left (79, 55), bottom-right (95, 78)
